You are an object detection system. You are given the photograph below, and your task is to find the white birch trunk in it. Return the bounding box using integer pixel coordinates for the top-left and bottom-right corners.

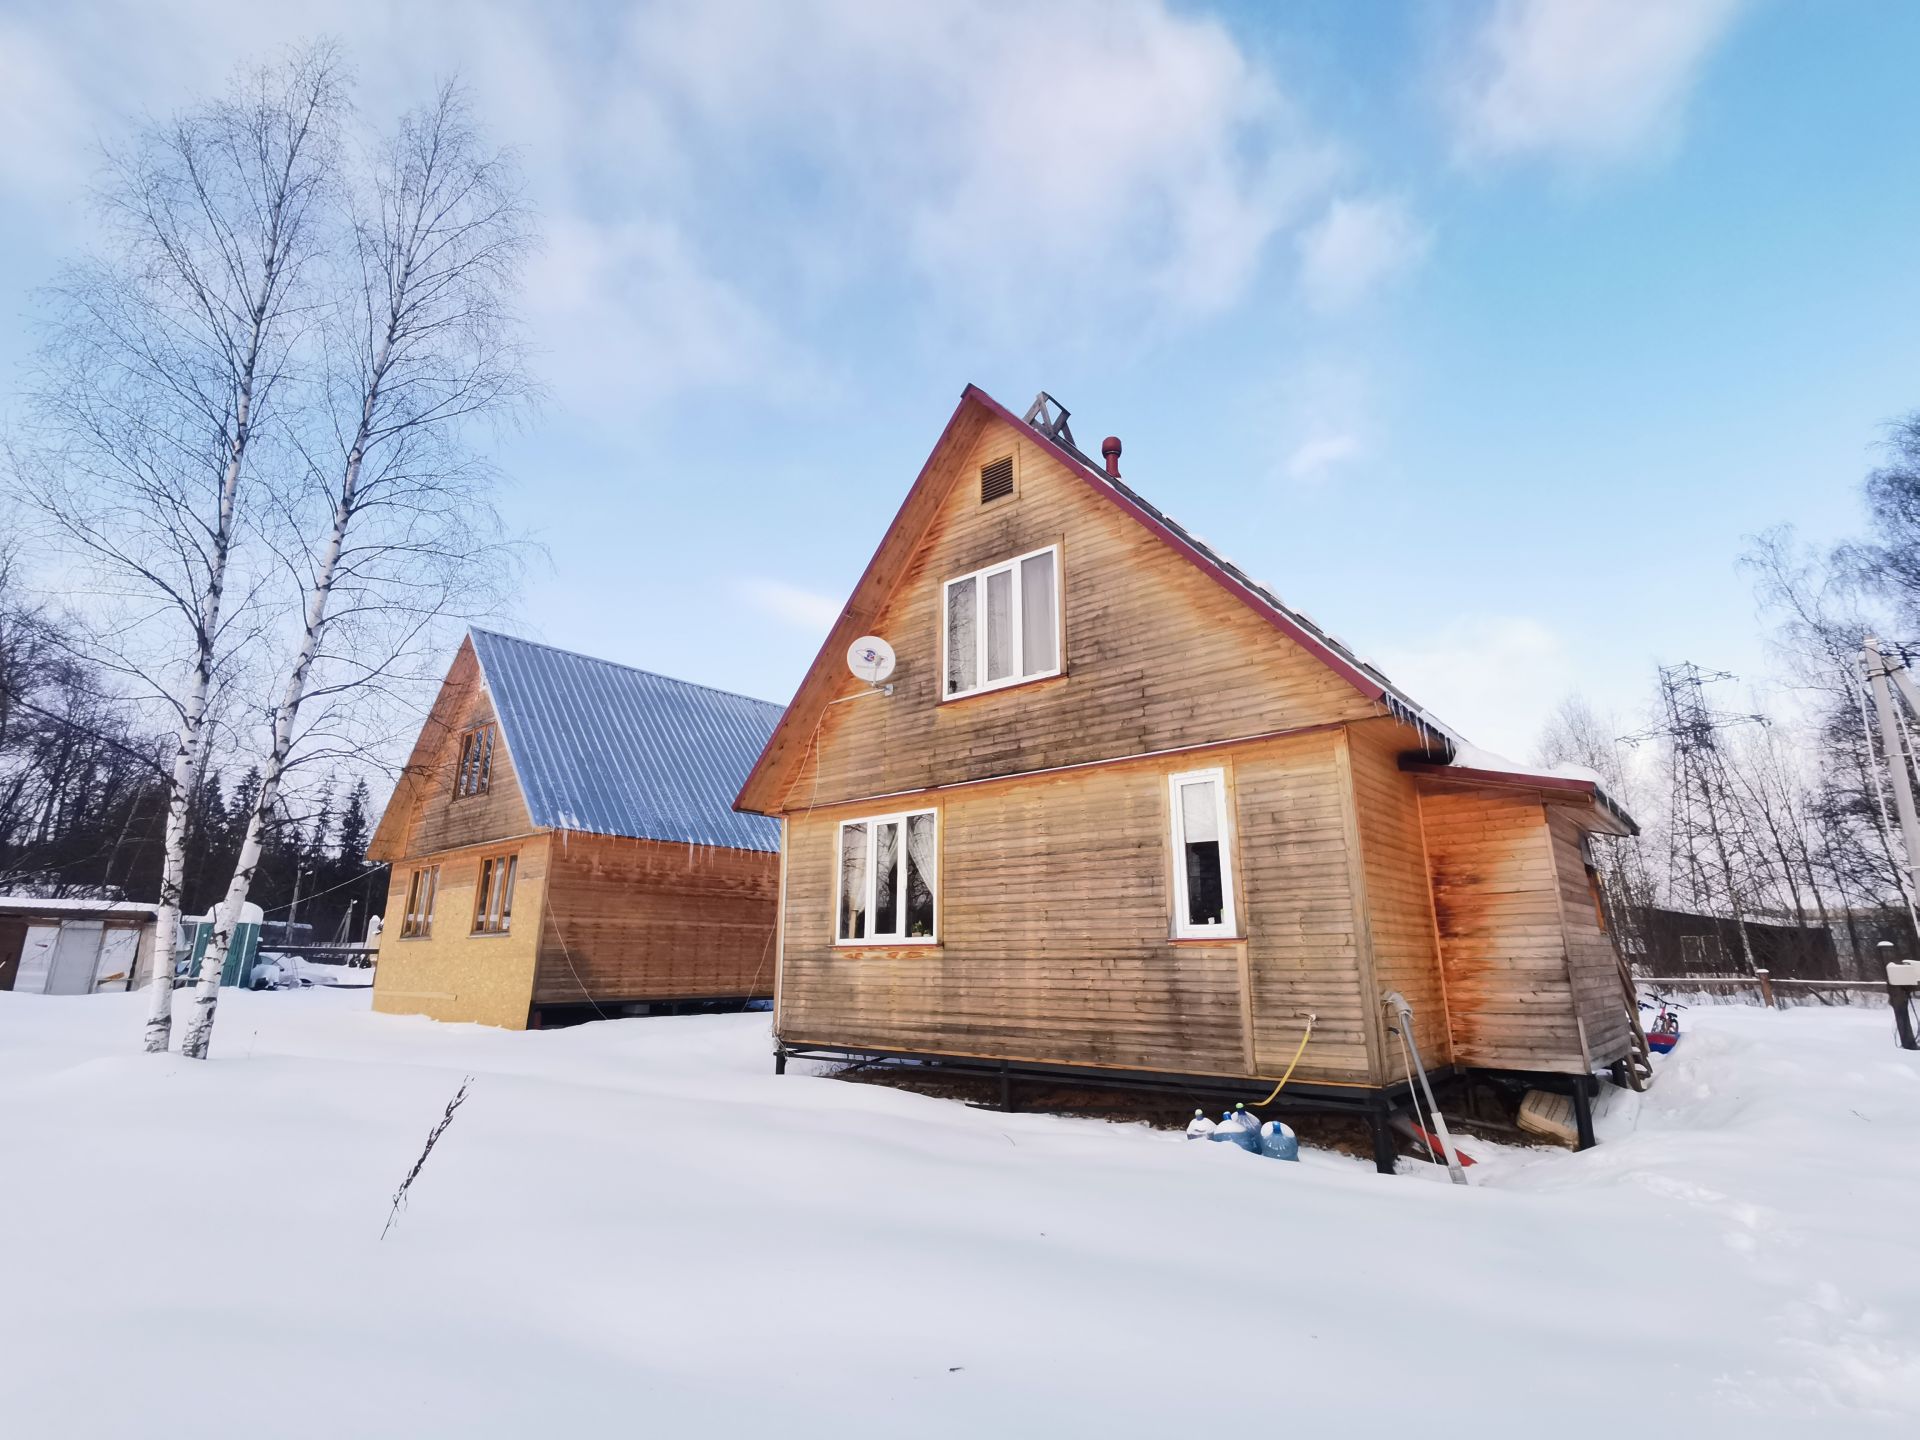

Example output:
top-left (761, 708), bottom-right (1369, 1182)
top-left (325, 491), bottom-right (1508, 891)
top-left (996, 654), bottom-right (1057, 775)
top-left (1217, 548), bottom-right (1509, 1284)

top-left (139, 299), bottom-right (264, 1052)
top-left (140, 285), bottom-right (264, 1052)
top-left (178, 498), bottom-right (349, 1059)
top-left (142, 704), bottom-right (203, 1051)
top-left (179, 337), bottom-right (384, 1060)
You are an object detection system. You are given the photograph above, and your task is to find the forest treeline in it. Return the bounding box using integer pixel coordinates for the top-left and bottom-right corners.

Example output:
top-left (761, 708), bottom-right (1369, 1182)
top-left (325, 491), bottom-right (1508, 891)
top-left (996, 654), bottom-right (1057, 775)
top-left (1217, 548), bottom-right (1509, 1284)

top-left (0, 548), bottom-right (385, 940)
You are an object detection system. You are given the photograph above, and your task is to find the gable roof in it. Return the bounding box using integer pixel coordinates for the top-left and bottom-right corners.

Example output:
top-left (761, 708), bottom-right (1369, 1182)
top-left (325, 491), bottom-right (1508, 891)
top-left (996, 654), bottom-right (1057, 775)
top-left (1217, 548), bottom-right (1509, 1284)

top-left (734, 383), bottom-right (1634, 830)
top-left (469, 629), bottom-right (783, 851)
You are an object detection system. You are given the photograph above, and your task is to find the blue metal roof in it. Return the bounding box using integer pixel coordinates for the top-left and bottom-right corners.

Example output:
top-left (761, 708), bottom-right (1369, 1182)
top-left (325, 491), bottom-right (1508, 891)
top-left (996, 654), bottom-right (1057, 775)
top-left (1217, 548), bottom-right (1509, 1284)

top-left (469, 628), bottom-right (784, 851)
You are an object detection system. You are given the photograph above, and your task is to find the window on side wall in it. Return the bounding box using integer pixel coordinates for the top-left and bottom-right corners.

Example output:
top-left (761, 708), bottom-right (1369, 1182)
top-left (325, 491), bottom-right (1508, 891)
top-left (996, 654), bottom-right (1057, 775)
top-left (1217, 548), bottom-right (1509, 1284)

top-left (942, 544), bottom-right (1060, 699)
top-left (837, 810), bottom-right (937, 944)
top-left (455, 723), bottom-right (495, 798)
top-left (401, 865), bottom-right (438, 938)
top-left (473, 853), bottom-right (518, 934)
top-left (1169, 768), bottom-right (1237, 938)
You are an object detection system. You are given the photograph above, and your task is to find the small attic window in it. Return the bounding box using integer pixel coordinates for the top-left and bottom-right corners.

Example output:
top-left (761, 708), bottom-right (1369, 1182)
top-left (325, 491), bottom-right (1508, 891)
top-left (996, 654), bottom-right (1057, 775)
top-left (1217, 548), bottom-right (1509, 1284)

top-left (980, 455), bottom-right (1015, 504)
top-left (455, 723), bottom-right (495, 798)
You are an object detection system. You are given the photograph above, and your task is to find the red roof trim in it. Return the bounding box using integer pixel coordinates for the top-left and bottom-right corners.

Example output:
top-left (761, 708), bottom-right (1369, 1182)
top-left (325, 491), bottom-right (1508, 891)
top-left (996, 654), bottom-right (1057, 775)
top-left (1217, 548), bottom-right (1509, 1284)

top-left (959, 385), bottom-right (1388, 703)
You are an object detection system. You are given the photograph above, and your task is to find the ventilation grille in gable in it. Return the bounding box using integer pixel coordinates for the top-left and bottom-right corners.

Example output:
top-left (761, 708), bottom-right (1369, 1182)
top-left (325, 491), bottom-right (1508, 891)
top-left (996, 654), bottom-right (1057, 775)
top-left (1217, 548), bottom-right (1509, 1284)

top-left (980, 455), bottom-right (1014, 503)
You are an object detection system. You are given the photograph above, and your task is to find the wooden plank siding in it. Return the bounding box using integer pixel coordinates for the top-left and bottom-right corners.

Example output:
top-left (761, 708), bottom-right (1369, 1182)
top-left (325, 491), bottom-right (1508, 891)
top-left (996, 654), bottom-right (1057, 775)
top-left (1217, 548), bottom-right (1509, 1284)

top-left (534, 832), bottom-right (778, 1007)
top-left (1417, 788), bottom-right (1587, 1073)
top-left (778, 422), bottom-right (1381, 814)
top-left (1347, 722), bottom-right (1450, 1077)
top-left (1547, 809), bottom-right (1634, 1068)
top-left (1238, 731), bottom-right (1374, 1083)
top-left (373, 833), bottom-right (551, 1030)
top-left (758, 404), bottom-right (1628, 1092)
top-left (777, 730), bottom-right (1380, 1086)
top-left (400, 682), bottom-right (533, 859)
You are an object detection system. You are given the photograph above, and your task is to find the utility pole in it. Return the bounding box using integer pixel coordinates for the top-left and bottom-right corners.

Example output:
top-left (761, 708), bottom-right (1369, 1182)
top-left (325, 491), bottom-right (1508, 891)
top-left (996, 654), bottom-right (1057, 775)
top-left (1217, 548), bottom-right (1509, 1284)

top-left (1862, 637), bottom-right (1920, 927)
top-left (1623, 663), bottom-right (1768, 973)
top-left (287, 865), bottom-right (308, 944)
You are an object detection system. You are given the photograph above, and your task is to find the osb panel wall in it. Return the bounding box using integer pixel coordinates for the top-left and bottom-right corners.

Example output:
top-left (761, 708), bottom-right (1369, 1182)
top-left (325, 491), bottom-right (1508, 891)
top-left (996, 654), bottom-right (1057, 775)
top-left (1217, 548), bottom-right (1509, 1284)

top-left (778, 730), bottom-right (1378, 1086)
top-left (781, 416), bottom-right (1380, 811)
top-left (534, 832), bottom-right (778, 1005)
top-left (373, 835), bottom-right (550, 1030)
top-left (1419, 789), bottom-right (1585, 1073)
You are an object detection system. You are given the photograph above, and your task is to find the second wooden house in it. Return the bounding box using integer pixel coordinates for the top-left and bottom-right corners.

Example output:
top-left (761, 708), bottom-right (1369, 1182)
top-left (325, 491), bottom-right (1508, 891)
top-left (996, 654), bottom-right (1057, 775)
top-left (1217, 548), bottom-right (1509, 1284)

top-left (369, 629), bottom-right (783, 1029)
top-left (736, 386), bottom-right (1646, 1164)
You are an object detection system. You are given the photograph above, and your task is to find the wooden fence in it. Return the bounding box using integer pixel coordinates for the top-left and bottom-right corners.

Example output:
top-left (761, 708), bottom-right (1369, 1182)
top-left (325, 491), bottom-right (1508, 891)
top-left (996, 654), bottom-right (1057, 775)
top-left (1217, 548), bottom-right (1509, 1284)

top-left (1640, 968), bottom-right (1888, 1009)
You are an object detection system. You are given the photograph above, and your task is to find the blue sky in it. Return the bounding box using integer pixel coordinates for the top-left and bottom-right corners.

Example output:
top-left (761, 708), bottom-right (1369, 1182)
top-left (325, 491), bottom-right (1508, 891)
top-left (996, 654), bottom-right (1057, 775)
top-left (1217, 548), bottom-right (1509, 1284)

top-left (3, 0), bottom-right (1916, 758)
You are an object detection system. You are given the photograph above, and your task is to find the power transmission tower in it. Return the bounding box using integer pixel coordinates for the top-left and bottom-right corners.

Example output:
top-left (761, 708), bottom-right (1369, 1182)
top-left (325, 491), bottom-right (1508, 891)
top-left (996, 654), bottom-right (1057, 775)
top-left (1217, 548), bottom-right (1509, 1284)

top-left (1623, 663), bottom-right (1768, 973)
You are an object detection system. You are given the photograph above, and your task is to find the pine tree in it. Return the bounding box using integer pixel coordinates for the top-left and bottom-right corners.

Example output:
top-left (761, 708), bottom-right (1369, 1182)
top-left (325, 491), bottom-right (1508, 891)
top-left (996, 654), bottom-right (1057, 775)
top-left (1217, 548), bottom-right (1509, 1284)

top-left (336, 779), bottom-right (372, 865)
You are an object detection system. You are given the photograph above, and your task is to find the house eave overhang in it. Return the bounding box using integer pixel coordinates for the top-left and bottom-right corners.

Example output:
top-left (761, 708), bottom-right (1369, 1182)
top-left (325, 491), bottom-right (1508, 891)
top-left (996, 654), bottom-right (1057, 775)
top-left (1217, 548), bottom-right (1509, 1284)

top-left (1400, 758), bottom-right (1640, 837)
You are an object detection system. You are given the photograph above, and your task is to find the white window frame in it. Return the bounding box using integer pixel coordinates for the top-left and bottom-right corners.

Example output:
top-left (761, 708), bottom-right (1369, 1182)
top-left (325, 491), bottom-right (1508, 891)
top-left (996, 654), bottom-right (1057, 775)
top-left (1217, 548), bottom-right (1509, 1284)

top-left (835, 808), bottom-right (938, 945)
top-left (1168, 767), bottom-right (1238, 939)
top-left (940, 543), bottom-right (1063, 701)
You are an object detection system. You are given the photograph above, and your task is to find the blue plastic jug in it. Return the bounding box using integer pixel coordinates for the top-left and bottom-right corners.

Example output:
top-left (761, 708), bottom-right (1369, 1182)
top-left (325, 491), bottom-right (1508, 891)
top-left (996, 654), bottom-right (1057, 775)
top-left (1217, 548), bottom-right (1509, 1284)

top-left (1258, 1120), bottom-right (1300, 1161)
top-left (1185, 1109), bottom-right (1217, 1140)
top-left (1214, 1104), bottom-right (1261, 1153)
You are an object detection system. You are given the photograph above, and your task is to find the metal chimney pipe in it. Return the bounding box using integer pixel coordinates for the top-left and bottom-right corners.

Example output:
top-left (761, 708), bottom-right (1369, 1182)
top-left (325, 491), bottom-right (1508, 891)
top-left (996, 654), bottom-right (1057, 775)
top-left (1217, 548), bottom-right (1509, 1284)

top-left (1101, 435), bottom-right (1122, 479)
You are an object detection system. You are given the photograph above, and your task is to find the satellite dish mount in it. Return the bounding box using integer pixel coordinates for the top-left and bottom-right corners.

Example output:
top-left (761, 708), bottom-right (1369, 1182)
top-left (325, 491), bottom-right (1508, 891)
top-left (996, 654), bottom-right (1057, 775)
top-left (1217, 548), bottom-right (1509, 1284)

top-left (845, 635), bottom-right (897, 696)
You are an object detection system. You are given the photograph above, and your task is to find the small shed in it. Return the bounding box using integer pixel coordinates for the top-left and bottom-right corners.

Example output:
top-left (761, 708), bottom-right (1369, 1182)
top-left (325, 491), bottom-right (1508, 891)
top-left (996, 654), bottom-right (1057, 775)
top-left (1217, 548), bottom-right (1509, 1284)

top-left (0, 898), bottom-right (159, 995)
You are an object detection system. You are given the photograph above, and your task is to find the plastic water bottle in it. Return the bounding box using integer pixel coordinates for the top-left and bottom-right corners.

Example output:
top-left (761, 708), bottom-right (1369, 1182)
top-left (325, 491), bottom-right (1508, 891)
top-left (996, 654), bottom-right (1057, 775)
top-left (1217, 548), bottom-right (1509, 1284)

top-left (1185, 1109), bottom-right (1217, 1140)
top-left (1216, 1104), bottom-right (1261, 1153)
top-left (1258, 1120), bottom-right (1300, 1162)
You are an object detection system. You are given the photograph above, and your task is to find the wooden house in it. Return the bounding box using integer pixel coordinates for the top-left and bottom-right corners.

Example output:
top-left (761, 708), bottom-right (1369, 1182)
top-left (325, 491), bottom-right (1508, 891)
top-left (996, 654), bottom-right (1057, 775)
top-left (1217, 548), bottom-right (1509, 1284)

top-left (369, 629), bottom-right (783, 1029)
top-left (735, 386), bottom-right (1645, 1164)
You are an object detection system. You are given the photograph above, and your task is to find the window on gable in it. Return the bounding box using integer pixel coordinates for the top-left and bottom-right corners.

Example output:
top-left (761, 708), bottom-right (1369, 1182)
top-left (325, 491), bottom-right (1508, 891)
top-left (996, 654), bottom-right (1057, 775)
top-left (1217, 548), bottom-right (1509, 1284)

top-left (942, 545), bottom-right (1060, 699)
top-left (400, 866), bottom-right (438, 938)
top-left (837, 810), bottom-right (937, 944)
top-left (473, 853), bottom-right (518, 934)
top-left (455, 724), bottom-right (495, 798)
top-left (1169, 768), bottom-right (1237, 938)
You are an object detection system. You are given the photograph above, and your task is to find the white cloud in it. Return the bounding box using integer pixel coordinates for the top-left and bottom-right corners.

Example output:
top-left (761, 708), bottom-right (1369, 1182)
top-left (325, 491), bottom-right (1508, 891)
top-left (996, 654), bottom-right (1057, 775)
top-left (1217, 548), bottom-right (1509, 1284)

top-left (1285, 432), bottom-right (1363, 484)
top-left (736, 577), bottom-right (844, 634)
top-left (1295, 194), bottom-right (1429, 311)
top-left (1371, 615), bottom-right (1576, 758)
top-left (524, 216), bottom-right (824, 411)
top-left (626, 0), bottom-right (1343, 328)
top-left (1446, 0), bottom-right (1745, 168)
top-left (1259, 358), bottom-right (1374, 488)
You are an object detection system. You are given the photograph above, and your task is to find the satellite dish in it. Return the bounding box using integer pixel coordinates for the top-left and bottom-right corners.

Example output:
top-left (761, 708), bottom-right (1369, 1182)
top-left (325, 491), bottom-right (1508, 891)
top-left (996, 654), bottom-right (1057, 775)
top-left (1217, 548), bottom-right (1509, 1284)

top-left (846, 635), bottom-right (896, 685)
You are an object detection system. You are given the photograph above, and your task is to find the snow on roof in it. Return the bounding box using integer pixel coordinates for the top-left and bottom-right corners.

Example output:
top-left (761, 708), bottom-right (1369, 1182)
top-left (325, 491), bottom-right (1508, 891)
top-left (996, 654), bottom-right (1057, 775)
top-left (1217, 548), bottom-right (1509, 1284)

top-left (0, 896), bottom-right (158, 918)
top-left (470, 628), bottom-right (784, 852)
top-left (1445, 743), bottom-right (1604, 787)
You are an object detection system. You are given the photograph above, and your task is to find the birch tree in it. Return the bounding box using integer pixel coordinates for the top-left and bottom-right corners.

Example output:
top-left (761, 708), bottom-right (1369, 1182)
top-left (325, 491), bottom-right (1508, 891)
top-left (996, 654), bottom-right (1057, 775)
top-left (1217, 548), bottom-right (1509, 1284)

top-left (181, 82), bottom-right (531, 1059)
top-left (8, 46), bottom-right (344, 1050)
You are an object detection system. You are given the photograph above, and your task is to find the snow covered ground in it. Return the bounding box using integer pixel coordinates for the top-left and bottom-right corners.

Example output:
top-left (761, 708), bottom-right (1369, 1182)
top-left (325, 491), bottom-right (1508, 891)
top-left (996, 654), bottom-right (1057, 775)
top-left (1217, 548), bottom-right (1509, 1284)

top-left (2, 990), bottom-right (1915, 1437)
